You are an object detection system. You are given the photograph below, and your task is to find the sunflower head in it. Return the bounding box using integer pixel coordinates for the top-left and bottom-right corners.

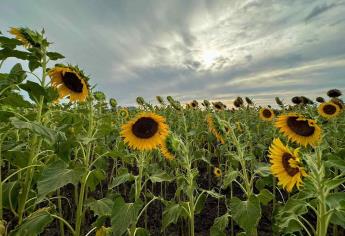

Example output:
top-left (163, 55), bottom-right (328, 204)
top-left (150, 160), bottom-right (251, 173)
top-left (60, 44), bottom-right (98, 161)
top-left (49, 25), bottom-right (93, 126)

top-left (245, 97), bottom-right (253, 105)
top-left (48, 65), bottom-right (90, 102)
top-left (331, 98), bottom-right (344, 110)
top-left (291, 96), bottom-right (303, 105)
top-left (94, 91), bottom-right (106, 101)
top-left (327, 89), bottom-right (342, 98)
top-left (8, 27), bottom-right (45, 48)
top-left (275, 113), bottom-right (321, 147)
top-left (213, 167), bottom-right (222, 177)
top-left (213, 101), bottom-right (225, 111)
top-left (156, 96), bottom-right (165, 105)
top-left (120, 112), bottom-right (169, 151)
top-left (191, 100), bottom-right (199, 108)
top-left (206, 114), bottom-right (228, 144)
top-left (233, 97), bottom-right (244, 108)
top-left (275, 97), bottom-right (284, 106)
top-left (268, 138), bottom-right (307, 192)
top-left (118, 108), bottom-right (129, 118)
top-left (316, 97), bottom-right (325, 103)
top-left (202, 100), bottom-right (210, 108)
top-left (259, 108), bottom-right (275, 121)
top-left (318, 102), bottom-right (341, 119)
top-left (136, 97), bottom-right (145, 106)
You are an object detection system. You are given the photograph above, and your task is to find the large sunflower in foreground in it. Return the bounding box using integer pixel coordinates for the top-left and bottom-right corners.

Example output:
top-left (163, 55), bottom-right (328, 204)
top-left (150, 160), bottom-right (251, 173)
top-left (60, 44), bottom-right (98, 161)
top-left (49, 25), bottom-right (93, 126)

top-left (275, 113), bottom-right (321, 147)
top-left (48, 65), bottom-right (89, 102)
top-left (206, 114), bottom-right (228, 144)
top-left (269, 138), bottom-right (307, 192)
top-left (318, 102), bottom-right (341, 119)
top-left (121, 112), bottom-right (169, 151)
top-left (259, 108), bottom-right (275, 121)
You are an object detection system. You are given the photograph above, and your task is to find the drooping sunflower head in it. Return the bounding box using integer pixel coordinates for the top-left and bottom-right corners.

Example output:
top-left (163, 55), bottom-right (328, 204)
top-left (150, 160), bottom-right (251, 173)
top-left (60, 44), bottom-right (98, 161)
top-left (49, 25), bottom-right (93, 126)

top-left (268, 138), bottom-right (307, 192)
top-left (316, 97), bottom-right (325, 103)
top-left (213, 101), bottom-right (225, 111)
top-left (8, 27), bottom-right (43, 48)
top-left (318, 102), bottom-right (341, 119)
top-left (48, 65), bottom-right (90, 102)
top-left (109, 98), bottom-right (117, 108)
top-left (275, 113), bottom-right (321, 147)
top-left (331, 98), bottom-right (344, 111)
top-left (233, 97), bottom-right (244, 108)
top-left (159, 133), bottom-right (177, 161)
top-left (202, 100), bottom-right (210, 108)
top-left (206, 114), bottom-right (228, 144)
top-left (191, 100), bottom-right (199, 108)
top-left (259, 108), bottom-right (275, 121)
top-left (291, 96), bottom-right (303, 105)
top-left (120, 112), bottom-right (169, 151)
top-left (275, 97), bottom-right (284, 106)
top-left (118, 108), bottom-right (129, 119)
top-left (156, 96), bottom-right (165, 105)
top-left (213, 167), bottom-right (222, 177)
top-left (327, 89), bottom-right (342, 98)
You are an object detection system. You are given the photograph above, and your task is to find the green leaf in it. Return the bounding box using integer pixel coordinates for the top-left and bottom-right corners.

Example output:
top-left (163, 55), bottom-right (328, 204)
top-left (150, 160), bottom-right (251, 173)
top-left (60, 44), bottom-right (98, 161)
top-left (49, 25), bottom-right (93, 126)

top-left (87, 198), bottom-right (113, 217)
top-left (210, 213), bottom-right (230, 236)
top-left (1, 93), bottom-right (32, 108)
top-left (149, 171), bottom-right (174, 183)
top-left (9, 209), bottom-right (53, 236)
top-left (221, 170), bottom-right (238, 189)
top-left (0, 36), bottom-right (21, 49)
top-left (10, 117), bottom-right (57, 145)
top-left (46, 51), bottom-right (65, 60)
top-left (135, 228), bottom-right (150, 236)
top-left (324, 178), bottom-right (345, 193)
top-left (325, 154), bottom-right (345, 172)
top-left (87, 169), bottom-right (106, 191)
top-left (257, 189), bottom-right (273, 206)
top-left (230, 195), bottom-right (261, 235)
top-left (195, 192), bottom-right (207, 214)
top-left (162, 203), bottom-right (186, 230)
top-left (37, 160), bottom-right (83, 197)
top-left (28, 60), bottom-right (41, 72)
top-left (109, 168), bottom-right (134, 189)
top-left (19, 80), bottom-right (46, 102)
top-left (111, 197), bottom-right (143, 236)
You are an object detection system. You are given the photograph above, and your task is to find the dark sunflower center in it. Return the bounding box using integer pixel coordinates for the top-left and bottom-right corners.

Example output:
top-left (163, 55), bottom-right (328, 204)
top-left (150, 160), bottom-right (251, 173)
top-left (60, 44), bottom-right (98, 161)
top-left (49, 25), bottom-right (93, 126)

top-left (61, 72), bottom-right (84, 93)
top-left (287, 116), bottom-right (315, 137)
top-left (131, 117), bottom-right (158, 138)
top-left (282, 153), bottom-right (299, 176)
top-left (262, 109), bottom-right (272, 118)
top-left (323, 104), bottom-right (336, 115)
top-left (215, 104), bottom-right (221, 109)
top-left (192, 102), bottom-right (197, 107)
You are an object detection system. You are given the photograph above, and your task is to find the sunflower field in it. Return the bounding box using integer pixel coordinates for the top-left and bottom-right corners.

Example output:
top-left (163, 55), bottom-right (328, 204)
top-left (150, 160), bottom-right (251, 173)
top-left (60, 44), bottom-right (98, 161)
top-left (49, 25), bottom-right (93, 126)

top-left (0, 27), bottom-right (345, 236)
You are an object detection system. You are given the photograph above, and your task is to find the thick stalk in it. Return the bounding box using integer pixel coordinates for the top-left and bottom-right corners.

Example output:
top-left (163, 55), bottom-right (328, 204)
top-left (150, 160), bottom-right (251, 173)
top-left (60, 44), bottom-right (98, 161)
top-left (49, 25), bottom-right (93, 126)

top-left (57, 189), bottom-right (65, 236)
top-left (17, 48), bottom-right (47, 224)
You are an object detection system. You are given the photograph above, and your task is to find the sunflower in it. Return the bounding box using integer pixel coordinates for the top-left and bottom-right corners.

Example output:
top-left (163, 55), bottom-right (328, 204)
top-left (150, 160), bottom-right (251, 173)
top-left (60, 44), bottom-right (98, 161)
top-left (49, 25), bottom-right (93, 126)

top-left (118, 108), bottom-right (129, 119)
top-left (206, 114), bottom-right (226, 144)
top-left (318, 102), bottom-right (341, 119)
top-left (48, 65), bottom-right (89, 102)
top-left (259, 108), bottom-right (275, 121)
top-left (191, 100), bottom-right (199, 108)
top-left (275, 113), bottom-right (321, 147)
top-left (8, 27), bottom-right (40, 48)
top-left (213, 167), bottom-right (222, 177)
top-left (268, 138), bottom-right (307, 192)
top-left (159, 134), bottom-right (176, 160)
top-left (120, 112), bottom-right (169, 151)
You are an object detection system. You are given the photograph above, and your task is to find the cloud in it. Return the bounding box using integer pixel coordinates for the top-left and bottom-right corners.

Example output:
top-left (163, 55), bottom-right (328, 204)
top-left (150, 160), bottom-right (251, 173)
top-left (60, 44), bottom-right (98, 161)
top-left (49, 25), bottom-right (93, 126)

top-left (305, 3), bottom-right (337, 21)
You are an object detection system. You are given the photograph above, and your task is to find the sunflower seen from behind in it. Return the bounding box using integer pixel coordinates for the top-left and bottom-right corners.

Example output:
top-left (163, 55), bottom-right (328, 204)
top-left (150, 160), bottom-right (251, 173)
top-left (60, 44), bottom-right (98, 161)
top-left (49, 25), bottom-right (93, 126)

top-left (121, 112), bottom-right (169, 151)
top-left (268, 138), bottom-right (307, 192)
top-left (318, 102), bottom-right (341, 119)
top-left (159, 134), bottom-right (176, 160)
top-left (275, 113), bottom-right (321, 147)
top-left (8, 27), bottom-right (42, 48)
top-left (48, 65), bottom-right (90, 102)
top-left (259, 107), bottom-right (275, 121)
top-left (206, 113), bottom-right (228, 144)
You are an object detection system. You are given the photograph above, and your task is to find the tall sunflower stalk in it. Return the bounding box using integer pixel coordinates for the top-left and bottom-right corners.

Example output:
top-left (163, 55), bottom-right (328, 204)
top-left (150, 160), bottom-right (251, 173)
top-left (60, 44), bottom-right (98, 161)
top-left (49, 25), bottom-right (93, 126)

top-left (16, 30), bottom-right (49, 223)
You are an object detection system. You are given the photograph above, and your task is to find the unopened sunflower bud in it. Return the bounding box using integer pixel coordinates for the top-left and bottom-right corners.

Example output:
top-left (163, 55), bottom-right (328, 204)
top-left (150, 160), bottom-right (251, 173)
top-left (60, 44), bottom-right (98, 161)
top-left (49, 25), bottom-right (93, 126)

top-left (275, 97), bottom-right (284, 106)
top-left (94, 91), bottom-right (106, 101)
top-left (202, 100), bottom-right (210, 107)
top-left (156, 96), bottom-right (165, 105)
top-left (327, 89), bottom-right (342, 98)
top-left (109, 98), bottom-right (117, 108)
top-left (136, 96), bottom-right (145, 105)
top-left (245, 97), bottom-right (253, 105)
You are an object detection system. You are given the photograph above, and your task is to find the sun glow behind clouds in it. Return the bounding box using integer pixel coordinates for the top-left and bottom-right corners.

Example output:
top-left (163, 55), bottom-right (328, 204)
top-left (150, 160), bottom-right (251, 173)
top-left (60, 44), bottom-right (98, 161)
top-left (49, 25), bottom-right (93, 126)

top-left (199, 49), bottom-right (221, 69)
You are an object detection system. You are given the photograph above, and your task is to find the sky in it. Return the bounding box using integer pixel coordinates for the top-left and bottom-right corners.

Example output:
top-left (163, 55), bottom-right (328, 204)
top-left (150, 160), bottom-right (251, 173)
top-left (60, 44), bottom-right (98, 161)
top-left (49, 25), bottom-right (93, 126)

top-left (1, 0), bottom-right (345, 106)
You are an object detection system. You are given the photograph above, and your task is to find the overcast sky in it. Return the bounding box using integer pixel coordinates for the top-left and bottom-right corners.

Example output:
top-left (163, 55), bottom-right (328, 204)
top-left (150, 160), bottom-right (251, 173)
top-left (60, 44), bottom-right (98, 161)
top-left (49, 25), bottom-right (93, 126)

top-left (1, 0), bottom-right (345, 106)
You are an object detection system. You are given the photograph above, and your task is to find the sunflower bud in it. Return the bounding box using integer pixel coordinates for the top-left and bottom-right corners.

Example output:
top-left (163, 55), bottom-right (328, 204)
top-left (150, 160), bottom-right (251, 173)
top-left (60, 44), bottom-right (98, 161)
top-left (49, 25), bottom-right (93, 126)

top-left (245, 97), bottom-right (253, 105)
top-left (191, 100), bottom-right (198, 108)
top-left (136, 96), bottom-right (145, 106)
top-left (202, 100), bottom-right (210, 108)
top-left (327, 89), bottom-right (342, 98)
top-left (109, 98), bottom-right (117, 108)
top-left (316, 97), bottom-right (325, 103)
top-left (275, 97), bottom-right (284, 106)
top-left (94, 91), bottom-right (106, 101)
top-left (156, 96), bottom-right (165, 105)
